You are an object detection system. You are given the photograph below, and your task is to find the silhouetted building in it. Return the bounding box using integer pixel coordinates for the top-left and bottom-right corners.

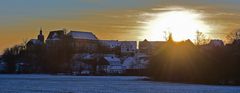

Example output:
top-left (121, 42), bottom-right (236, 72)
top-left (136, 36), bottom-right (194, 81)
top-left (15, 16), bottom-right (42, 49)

top-left (46, 30), bottom-right (65, 41)
top-left (67, 31), bottom-right (98, 40)
top-left (26, 29), bottom-right (44, 47)
top-left (120, 41), bottom-right (137, 54)
top-left (139, 39), bottom-right (166, 55)
top-left (26, 39), bottom-right (43, 47)
top-left (180, 39), bottom-right (195, 46)
top-left (122, 53), bottom-right (149, 75)
top-left (45, 30), bottom-right (66, 47)
top-left (71, 54), bottom-right (94, 75)
top-left (67, 31), bottom-right (99, 53)
top-left (98, 56), bottom-right (124, 74)
top-left (232, 39), bottom-right (240, 45)
top-left (208, 39), bottom-right (224, 47)
top-left (139, 39), bottom-right (151, 54)
top-left (100, 40), bottom-right (120, 49)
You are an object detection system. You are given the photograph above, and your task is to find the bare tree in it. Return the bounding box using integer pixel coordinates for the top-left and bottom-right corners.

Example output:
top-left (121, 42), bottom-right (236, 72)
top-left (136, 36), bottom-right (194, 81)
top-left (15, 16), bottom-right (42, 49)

top-left (2, 44), bottom-right (27, 73)
top-left (225, 29), bottom-right (240, 43)
top-left (163, 31), bottom-right (169, 41)
top-left (195, 31), bottom-right (209, 45)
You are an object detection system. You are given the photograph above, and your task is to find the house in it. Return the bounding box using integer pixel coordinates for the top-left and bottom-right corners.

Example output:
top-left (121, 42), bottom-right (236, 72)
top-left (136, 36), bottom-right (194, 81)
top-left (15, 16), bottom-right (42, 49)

top-left (26, 29), bottom-right (44, 47)
top-left (71, 54), bottom-right (94, 75)
top-left (26, 39), bottom-right (43, 47)
top-left (139, 39), bottom-right (151, 54)
top-left (134, 53), bottom-right (149, 69)
top-left (232, 39), bottom-right (240, 45)
top-left (120, 41), bottom-right (137, 54)
top-left (67, 31), bottom-right (98, 40)
top-left (72, 61), bottom-right (93, 75)
top-left (45, 30), bottom-right (99, 53)
top-left (122, 53), bottom-right (149, 75)
top-left (99, 40), bottom-right (121, 54)
top-left (139, 39), bottom-right (166, 55)
top-left (46, 30), bottom-right (66, 46)
top-left (199, 39), bottom-right (224, 50)
top-left (100, 40), bottom-right (120, 48)
top-left (98, 56), bottom-right (124, 74)
top-left (208, 39), bottom-right (224, 47)
top-left (100, 40), bottom-right (137, 53)
top-left (122, 57), bottom-right (135, 69)
top-left (123, 53), bottom-right (149, 70)
top-left (67, 31), bottom-right (99, 53)
top-left (180, 39), bottom-right (195, 46)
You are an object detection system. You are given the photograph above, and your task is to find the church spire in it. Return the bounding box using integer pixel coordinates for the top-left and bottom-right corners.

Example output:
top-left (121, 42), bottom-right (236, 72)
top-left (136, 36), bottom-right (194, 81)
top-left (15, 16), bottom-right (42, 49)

top-left (40, 27), bottom-right (43, 35)
top-left (38, 27), bottom-right (44, 43)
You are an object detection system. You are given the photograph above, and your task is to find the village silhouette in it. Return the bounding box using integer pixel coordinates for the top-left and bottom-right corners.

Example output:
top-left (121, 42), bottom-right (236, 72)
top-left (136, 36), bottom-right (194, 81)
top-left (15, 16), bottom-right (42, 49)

top-left (1, 28), bottom-right (240, 85)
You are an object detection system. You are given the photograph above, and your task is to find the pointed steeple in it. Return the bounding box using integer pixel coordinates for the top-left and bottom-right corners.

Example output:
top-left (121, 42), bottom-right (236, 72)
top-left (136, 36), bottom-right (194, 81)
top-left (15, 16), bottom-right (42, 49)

top-left (38, 27), bottom-right (44, 43)
top-left (40, 27), bottom-right (43, 35)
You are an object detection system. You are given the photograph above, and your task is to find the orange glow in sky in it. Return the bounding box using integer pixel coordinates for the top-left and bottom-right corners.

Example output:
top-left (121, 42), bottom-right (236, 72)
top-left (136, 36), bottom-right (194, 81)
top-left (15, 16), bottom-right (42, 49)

top-left (1, 0), bottom-right (240, 53)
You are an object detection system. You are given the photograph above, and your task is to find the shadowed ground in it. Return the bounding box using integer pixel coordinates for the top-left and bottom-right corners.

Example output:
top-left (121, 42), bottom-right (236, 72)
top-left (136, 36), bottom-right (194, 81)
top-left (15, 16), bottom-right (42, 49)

top-left (0, 74), bottom-right (240, 93)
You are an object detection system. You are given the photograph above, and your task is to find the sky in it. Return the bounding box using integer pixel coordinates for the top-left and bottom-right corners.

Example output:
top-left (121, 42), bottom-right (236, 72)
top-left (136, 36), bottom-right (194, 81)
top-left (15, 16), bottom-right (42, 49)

top-left (1, 0), bottom-right (240, 53)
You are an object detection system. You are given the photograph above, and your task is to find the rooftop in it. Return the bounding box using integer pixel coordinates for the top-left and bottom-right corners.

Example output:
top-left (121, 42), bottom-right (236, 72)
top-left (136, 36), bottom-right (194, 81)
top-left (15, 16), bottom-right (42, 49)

top-left (47, 30), bottom-right (65, 40)
top-left (67, 31), bottom-right (98, 40)
top-left (104, 56), bottom-right (121, 65)
top-left (27, 39), bottom-right (43, 46)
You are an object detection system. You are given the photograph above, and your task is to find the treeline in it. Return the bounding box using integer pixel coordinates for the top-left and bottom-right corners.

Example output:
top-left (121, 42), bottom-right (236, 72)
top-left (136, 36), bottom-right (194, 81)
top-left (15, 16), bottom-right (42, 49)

top-left (148, 41), bottom-right (240, 85)
top-left (1, 36), bottom-right (75, 74)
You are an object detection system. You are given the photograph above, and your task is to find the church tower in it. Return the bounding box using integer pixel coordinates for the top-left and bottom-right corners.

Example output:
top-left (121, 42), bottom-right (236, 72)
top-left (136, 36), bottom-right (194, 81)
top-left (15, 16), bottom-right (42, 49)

top-left (38, 28), bottom-right (44, 43)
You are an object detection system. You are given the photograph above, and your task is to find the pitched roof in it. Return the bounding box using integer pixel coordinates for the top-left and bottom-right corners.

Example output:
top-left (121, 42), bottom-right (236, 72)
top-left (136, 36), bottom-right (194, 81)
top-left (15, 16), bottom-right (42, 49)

top-left (67, 31), bottom-right (98, 40)
top-left (122, 57), bottom-right (135, 66)
top-left (47, 30), bottom-right (65, 40)
top-left (104, 57), bottom-right (121, 65)
top-left (209, 39), bottom-right (224, 46)
top-left (27, 39), bottom-right (43, 46)
top-left (232, 39), bottom-right (240, 45)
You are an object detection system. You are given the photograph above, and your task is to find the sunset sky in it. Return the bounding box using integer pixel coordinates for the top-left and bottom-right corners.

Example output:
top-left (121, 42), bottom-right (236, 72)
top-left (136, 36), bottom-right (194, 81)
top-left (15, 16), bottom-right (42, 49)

top-left (1, 0), bottom-right (240, 53)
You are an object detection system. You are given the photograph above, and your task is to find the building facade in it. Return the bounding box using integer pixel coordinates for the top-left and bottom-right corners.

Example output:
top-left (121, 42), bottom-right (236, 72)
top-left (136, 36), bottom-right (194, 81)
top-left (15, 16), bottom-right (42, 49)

top-left (120, 41), bottom-right (137, 54)
top-left (139, 39), bottom-right (166, 55)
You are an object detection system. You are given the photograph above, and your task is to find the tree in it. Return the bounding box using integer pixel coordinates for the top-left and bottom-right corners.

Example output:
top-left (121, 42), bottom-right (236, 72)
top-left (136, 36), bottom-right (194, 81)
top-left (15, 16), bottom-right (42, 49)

top-left (2, 44), bottom-right (26, 73)
top-left (196, 31), bottom-right (209, 45)
top-left (225, 30), bottom-right (240, 43)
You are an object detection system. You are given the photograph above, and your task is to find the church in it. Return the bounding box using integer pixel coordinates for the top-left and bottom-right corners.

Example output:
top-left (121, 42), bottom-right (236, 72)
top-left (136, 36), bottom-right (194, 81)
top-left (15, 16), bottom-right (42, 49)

top-left (26, 28), bottom-right (44, 47)
top-left (45, 29), bottom-right (99, 53)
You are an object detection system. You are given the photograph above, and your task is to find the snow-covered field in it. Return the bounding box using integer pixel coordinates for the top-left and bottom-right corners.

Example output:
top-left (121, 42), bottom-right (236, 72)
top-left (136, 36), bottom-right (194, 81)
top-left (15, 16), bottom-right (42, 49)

top-left (0, 75), bottom-right (240, 93)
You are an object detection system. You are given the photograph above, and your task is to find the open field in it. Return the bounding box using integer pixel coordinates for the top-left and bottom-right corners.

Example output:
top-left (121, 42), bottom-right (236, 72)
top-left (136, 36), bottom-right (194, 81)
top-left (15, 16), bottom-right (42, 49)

top-left (0, 74), bottom-right (240, 93)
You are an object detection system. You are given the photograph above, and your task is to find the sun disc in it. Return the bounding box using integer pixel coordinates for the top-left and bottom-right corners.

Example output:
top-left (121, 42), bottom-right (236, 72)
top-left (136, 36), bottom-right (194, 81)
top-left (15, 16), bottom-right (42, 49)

top-left (142, 8), bottom-right (211, 42)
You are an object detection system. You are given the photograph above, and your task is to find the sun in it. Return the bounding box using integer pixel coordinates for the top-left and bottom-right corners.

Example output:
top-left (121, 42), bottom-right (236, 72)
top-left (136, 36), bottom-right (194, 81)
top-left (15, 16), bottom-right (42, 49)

top-left (142, 8), bottom-right (211, 41)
